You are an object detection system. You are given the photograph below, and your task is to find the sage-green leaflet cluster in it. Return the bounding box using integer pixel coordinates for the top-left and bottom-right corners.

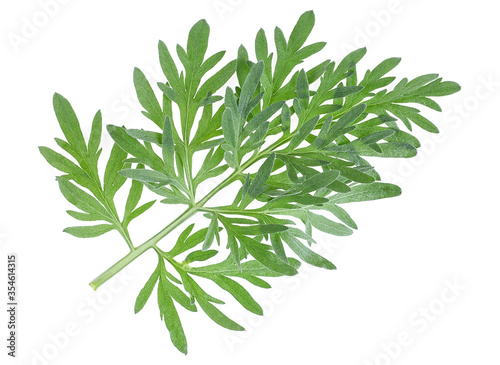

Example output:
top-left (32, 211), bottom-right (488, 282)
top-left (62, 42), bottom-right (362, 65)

top-left (40, 10), bottom-right (460, 354)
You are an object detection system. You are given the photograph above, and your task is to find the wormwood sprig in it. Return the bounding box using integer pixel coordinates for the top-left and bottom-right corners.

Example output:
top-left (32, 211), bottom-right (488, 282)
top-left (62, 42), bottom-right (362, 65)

top-left (40, 10), bottom-right (460, 354)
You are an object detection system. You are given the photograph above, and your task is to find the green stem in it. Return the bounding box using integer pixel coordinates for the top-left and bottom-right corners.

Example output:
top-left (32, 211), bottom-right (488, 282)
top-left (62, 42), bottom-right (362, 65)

top-left (184, 144), bottom-right (196, 203)
top-left (117, 225), bottom-right (135, 252)
top-left (89, 206), bottom-right (197, 290)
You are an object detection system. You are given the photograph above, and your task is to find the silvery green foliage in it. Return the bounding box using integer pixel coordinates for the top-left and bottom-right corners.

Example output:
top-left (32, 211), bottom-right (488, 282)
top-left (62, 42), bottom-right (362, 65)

top-left (40, 11), bottom-right (460, 354)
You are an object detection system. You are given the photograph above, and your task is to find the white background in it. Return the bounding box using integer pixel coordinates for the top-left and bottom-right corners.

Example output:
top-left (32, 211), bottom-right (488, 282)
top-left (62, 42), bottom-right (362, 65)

top-left (1, 0), bottom-right (499, 364)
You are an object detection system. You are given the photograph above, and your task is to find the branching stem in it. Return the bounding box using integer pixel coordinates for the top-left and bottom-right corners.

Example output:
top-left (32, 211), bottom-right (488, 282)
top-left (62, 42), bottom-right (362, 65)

top-left (88, 95), bottom-right (347, 289)
top-left (89, 139), bottom-right (279, 290)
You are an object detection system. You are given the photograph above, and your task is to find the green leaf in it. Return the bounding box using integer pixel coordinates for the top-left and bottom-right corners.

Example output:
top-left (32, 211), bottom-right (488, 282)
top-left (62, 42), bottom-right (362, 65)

top-left (125, 200), bottom-right (155, 226)
top-left (221, 107), bottom-right (237, 149)
top-left (408, 113), bottom-right (439, 133)
top-left (282, 232), bottom-right (335, 270)
top-left (281, 104), bottom-right (291, 133)
top-left (187, 19), bottom-right (210, 68)
top-left (349, 142), bottom-right (417, 158)
top-left (331, 85), bottom-right (364, 99)
top-left (197, 51), bottom-right (226, 82)
top-left (331, 182), bottom-right (402, 204)
top-left (287, 116), bottom-right (319, 150)
top-left (200, 94), bottom-right (223, 106)
top-left (416, 79), bottom-right (461, 97)
top-left (107, 125), bottom-right (164, 171)
top-left (288, 10), bottom-right (315, 53)
top-left (191, 258), bottom-right (301, 277)
top-left (196, 60), bottom-right (237, 101)
top-left (296, 69), bottom-right (310, 100)
top-left (162, 115), bottom-right (175, 172)
top-left (404, 74), bottom-right (439, 92)
top-left (295, 41), bottom-right (327, 62)
top-left (160, 261), bottom-right (197, 312)
top-left (227, 233), bottom-right (240, 267)
top-left (66, 210), bottom-right (101, 222)
top-left (322, 203), bottom-right (358, 229)
top-left (135, 264), bottom-right (160, 313)
top-left (331, 104), bottom-right (367, 131)
top-left (133, 68), bottom-right (163, 128)
top-left (369, 57), bottom-right (401, 80)
top-left (357, 130), bottom-right (396, 145)
top-left (242, 101), bottom-right (285, 139)
top-left (185, 250), bottom-right (218, 263)
top-left (270, 233), bottom-right (287, 262)
top-left (39, 146), bottom-right (89, 181)
top-left (63, 224), bottom-right (114, 238)
top-left (202, 215), bottom-right (219, 251)
top-left (258, 224), bottom-right (289, 234)
top-left (157, 276), bottom-right (188, 354)
top-left (157, 83), bottom-right (181, 104)
top-left (103, 143), bottom-right (128, 199)
top-left (340, 167), bottom-right (375, 184)
top-left (57, 177), bottom-right (111, 221)
top-left (274, 26), bottom-right (287, 58)
top-left (163, 278), bottom-right (197, 312)
top-left (247, 152), bottom-right (276, 198)
top-left (241, 275), bottom-right (271, 288)
top-left (231, 223), bottom-right (287, 236)
top-left (334, 47), bottom-right (367, 79)
top-left (239, 61), bottom-right (264, 115)
top-left (241, 122), bottom-right (268, 151)
top-left (126, 129), bottom-right (162, 145)
top-left (255, 28), bottom-right (268, 60)
top-left (307, 211), bottom-right (353, 236)
top-left (236, 45), bottom-right (250, 88)
top-left (182, 274), bottom-right (244, 331)
top-left (124, 166), bottom-right (144, 218)
top-left (158, 40), bottom-right (183, 93)
top-left (52, 93), bottom-right (87, 157)
top-left (119, 169), bottom-right (171, 185)
top-left (239, 235), bottom-right (298, 276)
top-left (299, 170), bottom-right (340, 194)
top-left (195, 273), bottom-right (263, 315)
top-left (88, 110), bottom-right (102, 156)
top-left (169, 226), bottom-right (209, 257)
top-left (307, 60), bottom-right (330, 83)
